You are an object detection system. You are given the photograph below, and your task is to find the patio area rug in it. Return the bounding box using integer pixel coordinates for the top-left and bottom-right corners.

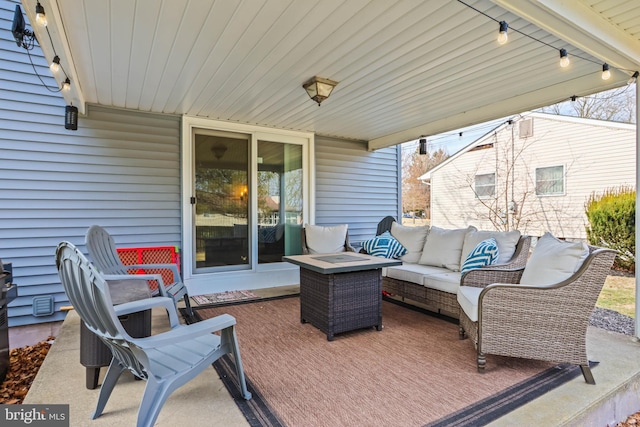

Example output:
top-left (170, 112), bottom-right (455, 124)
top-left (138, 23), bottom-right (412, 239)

top-left (190, 296), bottom-right (592, 427)
top-left (190, 290), bottom-right (259, 306)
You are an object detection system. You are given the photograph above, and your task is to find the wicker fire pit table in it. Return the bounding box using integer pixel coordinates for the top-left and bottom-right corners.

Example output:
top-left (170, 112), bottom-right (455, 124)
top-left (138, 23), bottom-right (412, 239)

top-left (283, 252), bottom-right (401, 341)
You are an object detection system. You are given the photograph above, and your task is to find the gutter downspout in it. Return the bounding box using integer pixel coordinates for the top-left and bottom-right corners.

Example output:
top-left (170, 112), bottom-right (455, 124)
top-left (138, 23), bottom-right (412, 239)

top-left (634, 80), bottom-right (640, 341)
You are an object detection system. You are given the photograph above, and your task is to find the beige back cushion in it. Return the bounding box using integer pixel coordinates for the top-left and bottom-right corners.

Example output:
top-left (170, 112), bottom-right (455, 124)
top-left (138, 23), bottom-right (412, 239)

top-left (419, 226), bottom-right (476, 271)
top-left (304, 224), bottom-right (348, 254)
top-left (390, 222), bottom-right (430, 263)
top-left (520, 232), bottom-right (589, 285)
top-left (461, 230), bottom-right (521, 266)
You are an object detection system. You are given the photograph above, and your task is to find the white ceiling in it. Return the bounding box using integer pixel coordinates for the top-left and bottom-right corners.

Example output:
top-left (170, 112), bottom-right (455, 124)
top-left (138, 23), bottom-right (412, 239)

top-left (24, 0), bottom-right (640, 150)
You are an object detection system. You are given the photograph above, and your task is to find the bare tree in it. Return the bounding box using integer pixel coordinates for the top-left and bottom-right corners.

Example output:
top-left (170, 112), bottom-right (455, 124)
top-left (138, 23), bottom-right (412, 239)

top-left (402, 146), bottom-right (448, 218)
top-left (539, 86), bottom-right (636, 123)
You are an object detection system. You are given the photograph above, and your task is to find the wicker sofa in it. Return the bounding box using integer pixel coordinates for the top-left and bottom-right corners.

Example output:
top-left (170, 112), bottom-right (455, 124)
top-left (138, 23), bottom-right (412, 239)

top-left (370, 219), bottom-right (531, 319)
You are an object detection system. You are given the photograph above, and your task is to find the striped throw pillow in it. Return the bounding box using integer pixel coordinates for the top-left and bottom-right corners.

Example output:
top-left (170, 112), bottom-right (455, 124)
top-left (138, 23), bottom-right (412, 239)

top-left (363, 232), bottom-right (408, 259)
top-left (461, 238), bottom-right (499, 274)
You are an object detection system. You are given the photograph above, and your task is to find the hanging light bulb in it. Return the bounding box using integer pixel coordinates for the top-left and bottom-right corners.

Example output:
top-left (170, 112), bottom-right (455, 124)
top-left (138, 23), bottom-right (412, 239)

top-left (627, 71), bottom-right (639, 85)
top-left (50, 56), bottom-right (60, 73)
top-left (497, 21), bottom-right (508, 45)
top-left (559, 49), bottom-right (569, 68)
top-left (62, 78), bottom-right (70, 92)
top-left (601, 63), bottom-right (611, 80)
top-left (35, 2), bottom-right (47, 27)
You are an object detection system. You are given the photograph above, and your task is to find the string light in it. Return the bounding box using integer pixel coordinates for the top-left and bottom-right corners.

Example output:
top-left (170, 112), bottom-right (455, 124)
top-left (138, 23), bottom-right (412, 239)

top-left (602, 63), bottom-right (611, 80)
top-left (49, 55), bottom-right (60, 73)
top-left (35, 2), bottom-right (46, 27)
top-left (457, 0), bottom-right (638, 84)
top-left (628, 71), bottom-right (639, 85)
top-left (497, 21), bottom-right (508, 45)
top-left (62, 78), bottom-right (70, 92)
top-left (559, 49), bottom-right (569, 68)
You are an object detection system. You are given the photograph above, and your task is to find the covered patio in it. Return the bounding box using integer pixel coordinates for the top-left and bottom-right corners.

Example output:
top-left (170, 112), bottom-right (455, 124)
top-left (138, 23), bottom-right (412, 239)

top-left (19, 0), bottom-right (640, 325)
top-left (8, 0), bottom-right (640, 424)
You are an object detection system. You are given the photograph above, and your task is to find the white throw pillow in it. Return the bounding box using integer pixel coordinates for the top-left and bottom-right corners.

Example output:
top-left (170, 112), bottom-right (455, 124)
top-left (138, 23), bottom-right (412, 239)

top-left (304, 224), bottom-right (348, 254)
top-left (461, 230), bottom-right (521, 266)
top-left (390, 222), bottom-right (430, 263)
top-left (520, 232), bottom-right (589, 286)
top-left (419, 226), bottom-right (476, 271)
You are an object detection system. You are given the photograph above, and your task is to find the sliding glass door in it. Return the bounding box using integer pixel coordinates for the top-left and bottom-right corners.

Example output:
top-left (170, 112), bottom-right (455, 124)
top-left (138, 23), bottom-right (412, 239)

top-left (194, 130), bottom-right (250, 270)
top-left (191, 128), bottom-right (306, 274)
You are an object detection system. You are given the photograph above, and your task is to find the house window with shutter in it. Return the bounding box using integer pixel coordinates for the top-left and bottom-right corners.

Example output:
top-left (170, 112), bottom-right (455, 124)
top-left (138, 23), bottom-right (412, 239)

top-left (536, 165), bottom-right (564, 195)
top-left (475, 173), bottom-right (495, 198)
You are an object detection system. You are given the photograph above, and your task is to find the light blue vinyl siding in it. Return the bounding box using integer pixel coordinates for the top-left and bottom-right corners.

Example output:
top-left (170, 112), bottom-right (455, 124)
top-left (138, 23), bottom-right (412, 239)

top-left (314, 136), bottom-right (400, 245)
top-left (1, 2), bottom-right (182, 326)
top-left (0, 103), bottom-right (181, 327)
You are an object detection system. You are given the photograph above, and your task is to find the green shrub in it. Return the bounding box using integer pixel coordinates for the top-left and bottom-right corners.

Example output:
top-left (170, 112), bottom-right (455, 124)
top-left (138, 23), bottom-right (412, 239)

top-left (585, 186), bottom-right (635, 271)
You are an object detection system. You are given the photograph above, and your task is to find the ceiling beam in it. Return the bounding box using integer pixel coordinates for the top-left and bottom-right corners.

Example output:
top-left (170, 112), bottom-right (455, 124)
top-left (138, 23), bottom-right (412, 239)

top-left (493, 0), bottom-right (640, 71)
top-left (24, 0), bottom-right (86, 114)
top-left (367, 73), bottom-right (628, 151)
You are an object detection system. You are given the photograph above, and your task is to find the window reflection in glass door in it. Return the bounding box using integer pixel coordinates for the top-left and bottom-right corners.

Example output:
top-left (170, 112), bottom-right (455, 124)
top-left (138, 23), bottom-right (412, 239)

top-left (257, 140), bottom-right (303, 262)
top-left (194, 131), bottom-right (249, 270)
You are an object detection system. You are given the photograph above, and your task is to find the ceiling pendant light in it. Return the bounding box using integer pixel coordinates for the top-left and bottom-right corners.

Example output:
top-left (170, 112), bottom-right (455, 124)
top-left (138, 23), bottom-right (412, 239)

top-left (601, 63), bottom-right (611, 80)
top-left (303, 76), bottom-right (338, 106)
top-left (559, 49), bottom-right (569, 68)
top-left (35, 2), bottom-right (47, 27)
top-left (497, 21), bottom-right (508, 45)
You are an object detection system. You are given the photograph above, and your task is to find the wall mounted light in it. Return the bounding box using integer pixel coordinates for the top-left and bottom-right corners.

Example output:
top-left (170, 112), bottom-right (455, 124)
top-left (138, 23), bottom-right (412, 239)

top-left (497, 21), bottom-right (508, 45)
top-left (559, 49), bottom-right (569, 68)
top-left (601, 63), bottom-right (611, 80)
top-left (303, 76), bottom-right (338, 106)
top-left (65, 105), bottom-right (78, 130)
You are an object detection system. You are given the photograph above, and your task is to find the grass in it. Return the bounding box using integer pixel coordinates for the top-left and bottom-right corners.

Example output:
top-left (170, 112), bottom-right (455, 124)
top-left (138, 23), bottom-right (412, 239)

top-left (598, 275), bottom-right (635, 318)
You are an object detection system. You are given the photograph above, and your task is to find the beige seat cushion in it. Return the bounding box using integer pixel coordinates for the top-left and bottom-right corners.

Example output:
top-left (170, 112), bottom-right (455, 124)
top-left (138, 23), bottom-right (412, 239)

top-left (304, 224), bottom-right (348, 254)
top-left (457, 286), bottom-right (483, 322)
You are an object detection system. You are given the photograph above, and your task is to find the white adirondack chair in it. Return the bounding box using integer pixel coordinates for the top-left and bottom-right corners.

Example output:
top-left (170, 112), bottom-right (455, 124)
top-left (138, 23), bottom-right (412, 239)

top-left (85, 225), bottom-right (193, 317)
top-left (56, 241), bottom-right (251, 427)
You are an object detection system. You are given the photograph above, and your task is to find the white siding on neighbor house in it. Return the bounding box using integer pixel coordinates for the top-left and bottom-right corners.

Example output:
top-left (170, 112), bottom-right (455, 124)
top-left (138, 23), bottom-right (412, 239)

top-left (430, 114), bottom-right (636, 240)
top-left (315, 136), bottom-right (400, 245)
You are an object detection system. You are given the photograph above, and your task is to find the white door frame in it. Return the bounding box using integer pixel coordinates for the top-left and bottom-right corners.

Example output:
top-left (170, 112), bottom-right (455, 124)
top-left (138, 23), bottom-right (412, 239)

top-left (180, 115), bottom-right (314, 295)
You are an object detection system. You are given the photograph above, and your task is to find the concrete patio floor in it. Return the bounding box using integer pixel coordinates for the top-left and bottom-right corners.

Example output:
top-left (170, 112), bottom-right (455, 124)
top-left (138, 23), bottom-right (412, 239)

top-left (23, 286), bottom-right (640, 427)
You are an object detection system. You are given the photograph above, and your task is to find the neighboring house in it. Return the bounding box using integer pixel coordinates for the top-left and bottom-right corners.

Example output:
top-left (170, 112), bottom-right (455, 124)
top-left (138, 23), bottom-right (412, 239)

top-left (420, 112), bottom-right (636, 240)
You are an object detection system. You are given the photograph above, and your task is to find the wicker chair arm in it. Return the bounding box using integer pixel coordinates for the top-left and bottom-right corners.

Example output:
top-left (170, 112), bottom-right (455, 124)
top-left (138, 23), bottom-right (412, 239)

top-left (461, 267), bottom-right (524, 288)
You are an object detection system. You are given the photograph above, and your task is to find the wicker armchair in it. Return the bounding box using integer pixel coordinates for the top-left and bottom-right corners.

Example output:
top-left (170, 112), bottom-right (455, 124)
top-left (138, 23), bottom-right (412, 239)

top-left (458, 245), bottom-right (616, 384)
